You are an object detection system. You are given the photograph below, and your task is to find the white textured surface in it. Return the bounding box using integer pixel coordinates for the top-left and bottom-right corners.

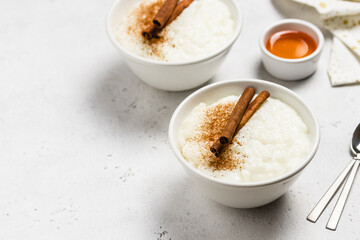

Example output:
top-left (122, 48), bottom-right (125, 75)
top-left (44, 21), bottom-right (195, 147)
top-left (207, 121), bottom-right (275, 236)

top-left (0, 0), bottom-right (359, 239)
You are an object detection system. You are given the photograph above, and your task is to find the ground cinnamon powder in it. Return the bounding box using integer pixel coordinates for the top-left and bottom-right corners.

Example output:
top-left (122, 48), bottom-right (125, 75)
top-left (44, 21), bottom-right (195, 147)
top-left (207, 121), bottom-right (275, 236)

top-left (126, 0), bottom-right (169, 60)
top-left (188, 100), bottom-right (248, 171)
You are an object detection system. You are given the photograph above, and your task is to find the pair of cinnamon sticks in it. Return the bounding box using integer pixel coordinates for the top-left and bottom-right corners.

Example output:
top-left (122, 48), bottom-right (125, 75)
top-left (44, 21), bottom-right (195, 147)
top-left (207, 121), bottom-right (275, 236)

top-left (142, 0), bottom-right (194, 40)
top-left (210, 88), bottom-right (270, 157)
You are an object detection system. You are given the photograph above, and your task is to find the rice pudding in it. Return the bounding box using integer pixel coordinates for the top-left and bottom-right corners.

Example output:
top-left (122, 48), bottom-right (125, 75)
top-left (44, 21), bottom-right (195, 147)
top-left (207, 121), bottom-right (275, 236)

top-left (178, 95), bottom-right (311, 183)
top-left (114, 0), bottom-right (235, 62)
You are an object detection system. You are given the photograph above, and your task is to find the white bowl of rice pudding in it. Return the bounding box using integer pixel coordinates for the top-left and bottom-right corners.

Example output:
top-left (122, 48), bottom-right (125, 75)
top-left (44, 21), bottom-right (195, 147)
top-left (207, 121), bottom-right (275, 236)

top-left (107, 0), bottom-right (242, 91)
top-left (169, 79), bottom-right (320, 208)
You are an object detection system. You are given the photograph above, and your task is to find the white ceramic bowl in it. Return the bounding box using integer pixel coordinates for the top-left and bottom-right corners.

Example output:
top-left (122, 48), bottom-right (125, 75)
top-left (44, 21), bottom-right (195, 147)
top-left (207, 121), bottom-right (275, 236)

top-left (260, 19), bottom-right (324, 81)
top-left (107, 0), bottom-right (242, 91)
top-left (169, 79), bottom-right (320, 208)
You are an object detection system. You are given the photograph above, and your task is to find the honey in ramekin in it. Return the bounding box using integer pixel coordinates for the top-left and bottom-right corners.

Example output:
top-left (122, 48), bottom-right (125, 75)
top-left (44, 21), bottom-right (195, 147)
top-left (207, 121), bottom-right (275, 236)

top-left (266, 30), bottom-right (317, 59)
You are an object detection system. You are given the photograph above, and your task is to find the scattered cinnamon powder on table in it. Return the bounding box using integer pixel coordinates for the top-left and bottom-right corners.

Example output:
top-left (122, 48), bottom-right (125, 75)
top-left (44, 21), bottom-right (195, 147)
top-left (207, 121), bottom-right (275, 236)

top-left (187, 100), bottom-right (247, 171)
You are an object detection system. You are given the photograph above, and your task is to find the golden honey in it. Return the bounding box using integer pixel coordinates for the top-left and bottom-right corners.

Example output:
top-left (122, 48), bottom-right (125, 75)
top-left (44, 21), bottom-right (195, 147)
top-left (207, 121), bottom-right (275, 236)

top-left (266, 30), bottom-right (317, 59)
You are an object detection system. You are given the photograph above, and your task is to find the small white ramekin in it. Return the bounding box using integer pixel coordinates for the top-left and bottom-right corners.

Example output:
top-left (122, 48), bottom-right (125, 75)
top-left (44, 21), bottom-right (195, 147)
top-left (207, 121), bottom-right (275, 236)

top-left (107, 0), bottom-right (242, 91)
top-left (168, 79), bottom-right (320, 208)
top-left (260, 19), bottom-right (324, 81)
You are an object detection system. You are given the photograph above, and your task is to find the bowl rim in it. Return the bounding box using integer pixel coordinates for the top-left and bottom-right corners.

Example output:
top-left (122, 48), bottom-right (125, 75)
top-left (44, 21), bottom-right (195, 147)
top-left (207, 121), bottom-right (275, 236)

top-left (106, 0), bottom-right (243, 66)
top-left (168, 79), bottom-right (320, 188)
top-left (259, 19), bottom-right (324, 63)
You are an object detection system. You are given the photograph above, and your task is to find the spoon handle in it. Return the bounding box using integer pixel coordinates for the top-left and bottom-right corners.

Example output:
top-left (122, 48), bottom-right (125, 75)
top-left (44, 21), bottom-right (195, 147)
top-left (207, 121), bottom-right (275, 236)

top-left (307, 159), bottom-right (356, 223)
top-left (326, 160), bottom-right (359, 230)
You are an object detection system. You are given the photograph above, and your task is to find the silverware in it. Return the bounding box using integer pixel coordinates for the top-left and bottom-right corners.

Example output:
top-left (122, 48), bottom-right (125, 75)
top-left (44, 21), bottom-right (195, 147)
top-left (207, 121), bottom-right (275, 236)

top-left (307, 123), bottom-right (360, 230)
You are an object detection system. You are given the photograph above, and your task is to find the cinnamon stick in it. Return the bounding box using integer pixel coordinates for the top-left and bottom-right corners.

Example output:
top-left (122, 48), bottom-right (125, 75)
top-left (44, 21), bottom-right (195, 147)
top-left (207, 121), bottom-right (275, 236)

top-left (142, 0), bottom-right (195, 40)
top-left (210, 89), bottom-right (270, 157)
top-left (210, 140), bottom-right (225, 157)
top-left (210, 88), bottom-right (255, 157)
top-left (219, 87), bottom-right (255, 144)
top-left (167, 0), bottom-right (194, 24)
top-left (153, 0), bottom-right (178, 28)
top-left (142, 24), bottom-right (158, 40)
top-left (234, 90), bottom-right (270, 135)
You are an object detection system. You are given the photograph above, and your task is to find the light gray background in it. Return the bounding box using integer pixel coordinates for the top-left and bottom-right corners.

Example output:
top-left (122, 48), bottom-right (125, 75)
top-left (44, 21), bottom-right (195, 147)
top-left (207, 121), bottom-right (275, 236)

top-left (1, 0), bottom-right (359, 239)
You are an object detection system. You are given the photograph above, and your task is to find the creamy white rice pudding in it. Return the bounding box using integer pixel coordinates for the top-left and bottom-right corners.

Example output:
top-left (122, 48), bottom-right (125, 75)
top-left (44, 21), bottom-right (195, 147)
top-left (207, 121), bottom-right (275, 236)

top-left (115, 0), bottom-right (235, 62)
top-left (178, 95), bottom-right (311, 183)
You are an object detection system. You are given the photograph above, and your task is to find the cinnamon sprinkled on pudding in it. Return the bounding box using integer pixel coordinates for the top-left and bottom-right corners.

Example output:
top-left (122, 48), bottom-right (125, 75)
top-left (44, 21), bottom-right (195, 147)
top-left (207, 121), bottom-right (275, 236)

top-left (179, 97), bottom-right (248, 171)
top-left (115, 0), bottom-right (235, 62)
top-left (125, 0), bottom-right (168, 60)
top-left (194, 100), bottom-right (248, 171)
top-left (178, 95), bottom-right (311, 183)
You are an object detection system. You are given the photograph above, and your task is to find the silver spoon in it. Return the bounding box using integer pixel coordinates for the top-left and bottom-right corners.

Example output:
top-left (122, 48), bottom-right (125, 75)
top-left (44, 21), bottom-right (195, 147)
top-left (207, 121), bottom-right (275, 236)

top-left (307, 123), bottom-right (360, 230)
